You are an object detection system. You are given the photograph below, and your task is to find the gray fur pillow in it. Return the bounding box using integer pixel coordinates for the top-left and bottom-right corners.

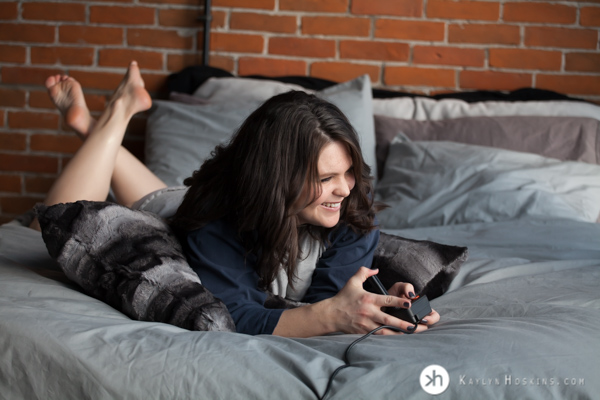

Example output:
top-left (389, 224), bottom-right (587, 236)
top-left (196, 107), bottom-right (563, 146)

top-left (369, 232), bottom-right (468, 300)
top-left (35, 201), bottom-right (235, 332)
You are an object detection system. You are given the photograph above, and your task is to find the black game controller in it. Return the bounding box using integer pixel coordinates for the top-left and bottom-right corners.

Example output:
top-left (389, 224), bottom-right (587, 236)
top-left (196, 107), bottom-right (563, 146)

top-left (366, 275), bottom-right (432, 324)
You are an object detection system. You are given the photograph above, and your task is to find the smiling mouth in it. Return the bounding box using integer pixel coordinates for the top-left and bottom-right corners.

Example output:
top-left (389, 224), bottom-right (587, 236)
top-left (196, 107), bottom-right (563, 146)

top-left (321, 202), bottom-right (341, 209)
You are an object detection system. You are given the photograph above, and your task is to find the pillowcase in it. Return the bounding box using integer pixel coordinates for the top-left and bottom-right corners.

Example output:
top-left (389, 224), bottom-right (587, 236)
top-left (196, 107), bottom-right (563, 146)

top-left (35, 200), bottom-right (236, 332)
top-left (368, 232), bottom-right (467, 300)
top-left (373, 96), bottom-right (600, 121)
top-left (193, 76), bottom-right (311, 102)
top-left (145, 75), bottom-right (377, 186)
top-left (376, 137), bottom-right (600, 229)
top-left (374, 115), bottom-right (600, 180)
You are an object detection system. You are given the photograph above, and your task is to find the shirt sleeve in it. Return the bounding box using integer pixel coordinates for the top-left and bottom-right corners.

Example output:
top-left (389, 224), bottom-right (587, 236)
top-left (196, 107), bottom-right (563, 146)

top-left (181, 219), bottom-right (284, 335)
top-left (302, 224), bottom-right (380, 304)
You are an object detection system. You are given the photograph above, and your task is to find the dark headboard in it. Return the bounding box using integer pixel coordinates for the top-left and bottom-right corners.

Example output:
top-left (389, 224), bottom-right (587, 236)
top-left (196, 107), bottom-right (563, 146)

top-left (197, 0), bottom-right (212, 66)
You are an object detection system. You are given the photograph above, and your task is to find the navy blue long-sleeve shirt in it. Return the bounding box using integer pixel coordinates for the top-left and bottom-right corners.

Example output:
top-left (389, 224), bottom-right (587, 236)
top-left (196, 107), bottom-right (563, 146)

top-left (181, 219), bottom-right (379, 335)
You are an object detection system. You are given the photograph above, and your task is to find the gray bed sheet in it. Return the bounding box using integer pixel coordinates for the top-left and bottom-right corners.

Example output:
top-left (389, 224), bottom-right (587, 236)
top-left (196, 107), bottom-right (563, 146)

top-left (1, 218), bottom-right (599, 400)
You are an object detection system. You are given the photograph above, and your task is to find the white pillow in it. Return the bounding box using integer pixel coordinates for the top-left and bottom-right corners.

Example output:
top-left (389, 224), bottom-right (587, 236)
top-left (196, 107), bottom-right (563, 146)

top-left (373, 97), bottom-right (600, 122)
top-left (193, 77), bottom-right (312, 102)
top-left (375, 137), bottom-right (600, 229)
top-left (146, 75), bottom-right (376, 186)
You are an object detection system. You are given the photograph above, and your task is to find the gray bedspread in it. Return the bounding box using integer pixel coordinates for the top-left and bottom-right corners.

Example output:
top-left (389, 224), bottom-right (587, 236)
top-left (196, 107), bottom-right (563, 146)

top-left (1, 216), bottom-right (598, 400)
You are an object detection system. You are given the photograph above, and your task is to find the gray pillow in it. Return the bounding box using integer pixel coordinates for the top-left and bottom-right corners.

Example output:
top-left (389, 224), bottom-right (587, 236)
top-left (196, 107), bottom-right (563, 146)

top-left (369, 233), bottom-right (467, 300)
top-left (145, 75), bottom-right (377, 186)
top-left (376, 138), bottom-right (600, 228)
top-left (374, 114), bottom-right (600, 179)
top-left (35, 201), bottom-right (236, 332)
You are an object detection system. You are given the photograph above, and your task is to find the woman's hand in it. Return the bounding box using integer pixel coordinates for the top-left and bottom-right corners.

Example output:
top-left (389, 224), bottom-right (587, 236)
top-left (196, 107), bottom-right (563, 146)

top-left (327, 267), bottom-right (440, 335)
top-left (387, 280), bottom-right (440, 331)
top-left (272, 267), bottom-right (440, 337)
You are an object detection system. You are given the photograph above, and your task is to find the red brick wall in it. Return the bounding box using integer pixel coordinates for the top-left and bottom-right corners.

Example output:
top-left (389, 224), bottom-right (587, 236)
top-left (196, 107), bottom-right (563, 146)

top-left (1, 0), bottom-right (599, 223)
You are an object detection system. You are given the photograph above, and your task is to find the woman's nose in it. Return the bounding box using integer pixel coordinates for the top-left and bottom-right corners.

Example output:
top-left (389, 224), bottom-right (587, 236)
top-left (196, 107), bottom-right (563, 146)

top-left (334, 176), bottom-right (352, 197)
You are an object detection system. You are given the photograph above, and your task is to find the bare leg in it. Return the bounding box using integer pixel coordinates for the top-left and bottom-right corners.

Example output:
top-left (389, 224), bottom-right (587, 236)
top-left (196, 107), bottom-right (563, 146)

top-left (45, 65), bottom-right (167, 207)
top-left (31, 62), bottom-right (165, 230)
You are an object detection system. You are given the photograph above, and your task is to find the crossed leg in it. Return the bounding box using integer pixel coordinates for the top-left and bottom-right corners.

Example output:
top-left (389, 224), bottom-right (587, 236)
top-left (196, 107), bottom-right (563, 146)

top-left (30, 61), bottom-right (167, 230)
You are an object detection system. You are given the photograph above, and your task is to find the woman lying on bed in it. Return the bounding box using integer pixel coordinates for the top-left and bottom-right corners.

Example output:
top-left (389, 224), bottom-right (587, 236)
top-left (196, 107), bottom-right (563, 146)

top-left (32, 61), bottom-right (439, 337)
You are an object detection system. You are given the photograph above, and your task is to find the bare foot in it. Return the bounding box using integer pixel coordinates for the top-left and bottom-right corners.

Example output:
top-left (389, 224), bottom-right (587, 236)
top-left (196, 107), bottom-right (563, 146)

top-left (46, 74), bottom-right (94, 139)
top-left (107, 61), bottom-right (152, 118)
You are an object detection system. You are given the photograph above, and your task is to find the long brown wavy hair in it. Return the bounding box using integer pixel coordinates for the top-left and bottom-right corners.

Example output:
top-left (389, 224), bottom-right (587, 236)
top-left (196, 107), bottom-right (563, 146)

top-left (170, 91), bottom-right (380, 288)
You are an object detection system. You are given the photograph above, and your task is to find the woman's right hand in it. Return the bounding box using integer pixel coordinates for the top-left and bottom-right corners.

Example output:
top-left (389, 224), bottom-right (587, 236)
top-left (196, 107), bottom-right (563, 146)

top-left (326, 267), bottom-right (432, 335)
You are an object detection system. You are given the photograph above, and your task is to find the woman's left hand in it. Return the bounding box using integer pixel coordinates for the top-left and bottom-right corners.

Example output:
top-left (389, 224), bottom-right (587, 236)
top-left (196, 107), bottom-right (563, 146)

top-left (387, 281), bottom-right (440, 329)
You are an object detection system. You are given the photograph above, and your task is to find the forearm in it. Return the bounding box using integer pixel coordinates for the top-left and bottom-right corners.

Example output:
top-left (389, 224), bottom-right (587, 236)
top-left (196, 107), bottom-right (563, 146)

top-left (272, 299), bottom-right (337, 338)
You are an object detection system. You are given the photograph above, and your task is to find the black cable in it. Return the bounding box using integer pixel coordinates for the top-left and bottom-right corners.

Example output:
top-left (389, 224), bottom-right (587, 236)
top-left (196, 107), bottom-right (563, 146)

top-left (318, 324), bottom-right (417, 400)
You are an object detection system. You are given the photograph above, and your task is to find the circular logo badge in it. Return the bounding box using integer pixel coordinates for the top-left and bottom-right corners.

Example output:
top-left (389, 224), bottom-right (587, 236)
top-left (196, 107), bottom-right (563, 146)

top-left (420, 364), bottom-right (450, 395)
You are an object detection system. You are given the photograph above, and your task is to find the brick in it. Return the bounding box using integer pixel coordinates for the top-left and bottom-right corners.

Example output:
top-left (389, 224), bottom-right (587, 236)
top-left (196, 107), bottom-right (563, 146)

top-left (413, 46), bottom-right (484, 67)
top-left (0, 88), bottom-right (26, 107)
top-left (231, 12), bottom-right (297, 34)
top-left (0, 154), bottom-right (58, 174)
top-left (449, 23), bottom-right (520, 45)
top-left (90, 5), bottom-right (155, 25)
top-left (0, 111), bottom-right (4, 127)
top-left (29, 91), bottom-right (55, 110)
top-left (0, 133), bottom-right (27, 151)
top-left (0, 44), bottom-right (26, 63)
top-left (460, 70), bottom-right (532, 91)
top-left (25, 176), bottom-right (55, 194)
top-left (0, 23), bottom-right (55, 43)
top-left (565, 52), bottom-right (600, 73)
top-left (581, 7), bottom-right (600, 27)
top-left (427, 0), bottom-right (499, 21)
top-left (352, 0), bottom-right (421, 17)
top-left (31, 134), bottom-right (81, 154)
top-left (385, 66), bottom-right (455, 87)
top-left (340, 40), bottom-right (409, 62)
top-left (0, 2), bottom-right (18, 20)
top-left (280, 0), bottom-right (348, 13)
top-left (209, 55), bottom-right (236, 72)
top-left (140, 0), bottom-right (199, 4)
top-left (269, 37), bottom-right (335, 58)
top-left (504, 2), bottom-right (576, 24)
top-left (490, 49), bottom-right (561, 71)
top-left (214, 0), bottom-right (275, 9)
top-left (2, 66), bottom-right (63, 85)
top-left (0, 175), bottom-right (21, 193)
top-left (99, 49), bottom-right (163, 70)
top-left (59, 70), bottom-right (120, 91)
top-left (0, 196), bottom-right (42, 214)
top-left (129, 28), bottom-right (194, 50)
top-left (311, 62), bottom-right (379, 83)
top-left (167, 53), bottom-right (206, 72)
top-left (537, 74), bottom-right (600, 96)
top-left (59, 25), bottom-right (123, 45)
top-left (137, 72), bottom-right (169, 94)
top-left (8, 111), bottom-right (59, 130)
top-left (159, 8), bottom-right (206, 27)
top-left (23, 2), bottom-right (85, 22)
top-left (31, 46), bottom-right (94, 66)
top-left (238, 57), bottom-right (307, 76)
top-left (526, 27), bottom-right (598, 49)
top-left (302, 16), bottom-right (369, 37)
top-left (211, 11), bottom-right (227, 29)
top-left (211, 32), bottom-right (264, 53)
top-left (375, 19), bottom-right (444, 41)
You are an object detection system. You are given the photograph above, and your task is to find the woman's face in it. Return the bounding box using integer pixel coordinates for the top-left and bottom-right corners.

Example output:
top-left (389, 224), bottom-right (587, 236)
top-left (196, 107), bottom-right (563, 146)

top-left (297, 141), bottom-right (356, 228)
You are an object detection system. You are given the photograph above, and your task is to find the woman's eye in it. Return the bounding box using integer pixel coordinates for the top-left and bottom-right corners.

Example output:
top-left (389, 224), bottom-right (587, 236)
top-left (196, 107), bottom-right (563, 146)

top-left (320, 177), bottom-right (332, 183)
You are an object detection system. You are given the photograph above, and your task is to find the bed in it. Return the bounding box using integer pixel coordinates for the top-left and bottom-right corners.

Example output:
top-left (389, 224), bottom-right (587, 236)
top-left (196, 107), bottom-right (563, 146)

top-left (1, 68), bottom-right (599, 400)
